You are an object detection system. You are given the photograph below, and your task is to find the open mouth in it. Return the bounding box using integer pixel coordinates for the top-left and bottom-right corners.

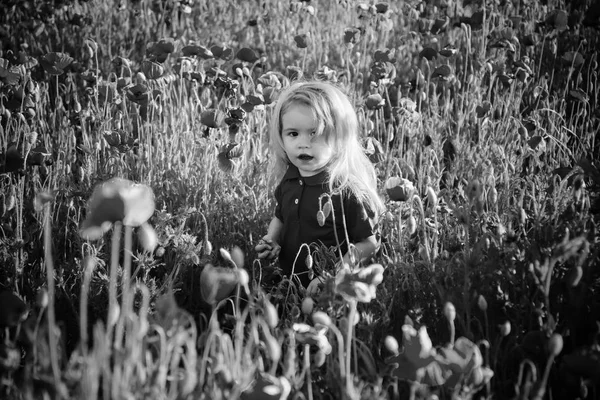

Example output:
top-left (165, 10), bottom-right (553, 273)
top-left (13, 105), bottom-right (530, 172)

top-left (298, 154), bottom-right (313, 161)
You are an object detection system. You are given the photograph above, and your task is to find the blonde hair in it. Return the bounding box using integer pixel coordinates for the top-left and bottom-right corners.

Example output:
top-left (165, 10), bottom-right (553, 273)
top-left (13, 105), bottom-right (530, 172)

top-left (269, 81), bottom-right (385, 217)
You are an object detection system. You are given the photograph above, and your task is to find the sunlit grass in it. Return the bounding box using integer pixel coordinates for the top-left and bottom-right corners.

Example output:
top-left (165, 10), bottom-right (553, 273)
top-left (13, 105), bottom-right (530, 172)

top-left (0, 0), bottom-right (598, 399)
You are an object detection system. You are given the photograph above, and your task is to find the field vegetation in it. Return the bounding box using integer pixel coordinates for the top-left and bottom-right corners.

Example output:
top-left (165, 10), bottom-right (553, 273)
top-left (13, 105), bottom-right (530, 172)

top-left (0, 0), bottom-right (599, 399)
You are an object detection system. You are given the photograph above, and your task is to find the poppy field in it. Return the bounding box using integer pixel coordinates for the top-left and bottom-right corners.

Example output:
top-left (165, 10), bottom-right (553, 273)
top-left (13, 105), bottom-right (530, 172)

top-left (0, 0), bottom-right (599, 399)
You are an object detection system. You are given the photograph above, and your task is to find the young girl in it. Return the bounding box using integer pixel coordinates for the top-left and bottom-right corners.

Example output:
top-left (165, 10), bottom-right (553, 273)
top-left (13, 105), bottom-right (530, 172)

top-left (255, 81), bottom-right (385, 289)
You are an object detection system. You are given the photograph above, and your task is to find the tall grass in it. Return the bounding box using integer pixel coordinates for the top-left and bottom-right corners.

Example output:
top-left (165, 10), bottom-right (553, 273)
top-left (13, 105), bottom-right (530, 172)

top-left (0, 0), bottom-right (598, 399)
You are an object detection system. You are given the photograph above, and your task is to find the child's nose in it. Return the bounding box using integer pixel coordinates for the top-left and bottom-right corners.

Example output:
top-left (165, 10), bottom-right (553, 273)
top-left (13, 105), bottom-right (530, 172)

top-left (298, 134), bottom-right (311, 148)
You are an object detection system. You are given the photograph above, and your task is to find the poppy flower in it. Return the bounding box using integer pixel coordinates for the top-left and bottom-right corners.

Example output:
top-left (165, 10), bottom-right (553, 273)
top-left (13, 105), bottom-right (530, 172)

top-left (0, 63), bottom-right (20, 85)
top-left (236, 47), bottom-right (259, 63)
top-left (182, 44), bottom-right (214, 60)
top-left (294, 34), bottom-right (309, 49)
top-left (419, 47), bottom-right (438, 60)
top-left (240, 373), bottom-right (291, 400)
top-left (0, 291), bottom-right (28, 328)
top-left (343, 27), bottom-right (362, 45)
top-left (199, 263), bottom-right (242, 305)
top-left (334, 263), bottom-right (384, 303)
top-left (385, 176), bottom-right (414, 201)
top-left (286, 65), bottom-right (303, 81)
top-left (141, 60), bottom-right (164, 79)
top-left (365, 93), bottom-right (385, 110)
top-left (431, 64), bottom-right (453, 80)
top-left (39, 52), bottom-right (73, 75)
top-left (210, 45), bottom-right (234, 61)
top-left (200, 109), bottom-right (226, 129)
top-left (79, 178), bottom-right (155, 240)
top-left (126, 83), bottom-right (150, 106)
top-left (146, 39), bottom-right (175, 63)
top-left (293, 322), bottom-right (332, 354)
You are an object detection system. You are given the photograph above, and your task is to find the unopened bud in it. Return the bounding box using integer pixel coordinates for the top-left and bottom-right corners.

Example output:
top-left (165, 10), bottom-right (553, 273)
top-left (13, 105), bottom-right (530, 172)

top-left (312, 311), bottom-right (331, 327)
top-left (426, 187), bottom-right (438, 208)
top-left (499, 321), bottom-right (511, 336)
top-left (36, 288), bottom-right (49, 308)
top-left (301, 297), bottom-right (314, 315)
top-left (137, 223), bottom-right (158, 253)
top-left (264, 300), bottom-right (279, 329)
top-left (477, 295), bottom-right (488, 312)
top-left (548, 333), bottom-right (563, 356)
top-left (443, 302), bottom-right (456, 322)
top-left (384, 335), bottom-right (399, 355)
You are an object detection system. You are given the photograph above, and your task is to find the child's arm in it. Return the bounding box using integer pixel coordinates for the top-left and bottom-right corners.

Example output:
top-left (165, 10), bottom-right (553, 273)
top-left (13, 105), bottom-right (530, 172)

top-left (342, 234), bottom-right (379, 266)
top-left (255, 217), bottom-right (283, 259)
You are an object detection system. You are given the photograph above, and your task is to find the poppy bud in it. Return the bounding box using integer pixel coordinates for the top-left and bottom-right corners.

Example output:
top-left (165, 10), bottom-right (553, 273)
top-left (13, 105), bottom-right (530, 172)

top-left (548, 333), bottom-right (563, 356)
top-left (499, 321), bottom-right (511, 336)
top-left (316, 210), bottom-right (325, 226)
top-left (443, 302), bottom-right (456, 322)
top-left (231, 246), bottom-right (245, 269)
top-left (312, 349), bottom-right (327, 367)
top-left (137, 223), bottom-right (158, 253)
top-left (305, 254), bottom-right (313, 269)
top-left (406, 215), bottom-right (417, 235)
top-left (322, 201), bottom-right (332, 218)
top-left (264, 300), bottom-right (279, 329)
top-left (312, 311), bottom-right (331, 327)
top-left (384, 335), bottom-right (399, 355)
top-left (155, 246), bottom-right (165, 257)
top-left (36, 288), bottom-right (49, 309)
top-left (427, 186), bottom-right (438, 208)
top-left (520, 207), bottom-right (527, 225)
top-left (477, 295), bottom-right (488, 311)
top-left (565, 266), bottom-right (583, 287)
top-left (108, 303), bottom-right (120, 326)
top-left (204, 239), bottom-right (213, 255)
top-left (301, 297), bottom-right (314, 315)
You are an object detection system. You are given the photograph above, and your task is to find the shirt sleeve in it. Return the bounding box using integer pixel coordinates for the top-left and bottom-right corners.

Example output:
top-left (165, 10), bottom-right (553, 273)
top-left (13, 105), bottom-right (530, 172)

top-left (342, 193), bottom-right (377, 243)
top-left (274, 183), bottom-right (283, 222)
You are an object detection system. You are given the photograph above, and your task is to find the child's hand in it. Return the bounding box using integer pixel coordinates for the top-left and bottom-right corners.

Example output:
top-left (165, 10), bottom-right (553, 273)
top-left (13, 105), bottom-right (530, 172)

top-left (255, 237), bottom-right (281, 259)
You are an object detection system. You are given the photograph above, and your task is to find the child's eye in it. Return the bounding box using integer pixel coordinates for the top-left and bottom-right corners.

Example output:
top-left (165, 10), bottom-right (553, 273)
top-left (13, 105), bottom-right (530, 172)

top-left (287, 131), bottom-right (298, 137)
top-left (310, 131), bottom-right (317, 136)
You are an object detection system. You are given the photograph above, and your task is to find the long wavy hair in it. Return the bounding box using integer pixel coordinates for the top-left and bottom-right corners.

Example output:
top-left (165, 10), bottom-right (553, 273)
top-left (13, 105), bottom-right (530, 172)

top-left (269, 80), bottom-right (385, 217)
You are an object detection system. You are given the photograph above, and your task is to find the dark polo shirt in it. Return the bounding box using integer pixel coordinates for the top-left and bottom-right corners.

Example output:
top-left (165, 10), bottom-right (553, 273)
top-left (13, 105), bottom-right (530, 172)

top-left (274, 165), bottom-right (375, 287)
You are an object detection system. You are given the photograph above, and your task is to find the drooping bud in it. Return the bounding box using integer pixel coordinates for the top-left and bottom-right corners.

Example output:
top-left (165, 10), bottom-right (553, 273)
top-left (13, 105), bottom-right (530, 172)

top-left (384, 335), bottom-right (399, 355)
top-left (548, 333), bottom-right (563, 356)
top-left (312, 311), bottom-right (332, 327)
top-left (301, 297), bottom-right (314, 315)
top-left (477, 295), bottom-right (488, 312)
top-left (443, 302), bottom-right (456, 322)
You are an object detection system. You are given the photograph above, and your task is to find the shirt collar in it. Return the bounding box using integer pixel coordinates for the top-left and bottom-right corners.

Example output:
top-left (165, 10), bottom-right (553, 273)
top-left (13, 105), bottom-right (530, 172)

top-left (282, 165), bottom-right (328, 186)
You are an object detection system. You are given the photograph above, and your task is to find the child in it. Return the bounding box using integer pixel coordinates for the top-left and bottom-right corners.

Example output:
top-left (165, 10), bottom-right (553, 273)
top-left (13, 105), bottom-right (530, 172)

top-left (255, 81), bottom-right (385, 289)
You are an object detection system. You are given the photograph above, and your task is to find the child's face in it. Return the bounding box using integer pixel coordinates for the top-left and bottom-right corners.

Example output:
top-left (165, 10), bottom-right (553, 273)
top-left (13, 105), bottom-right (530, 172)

top-left (281, 103), bottom-right (333, 177)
